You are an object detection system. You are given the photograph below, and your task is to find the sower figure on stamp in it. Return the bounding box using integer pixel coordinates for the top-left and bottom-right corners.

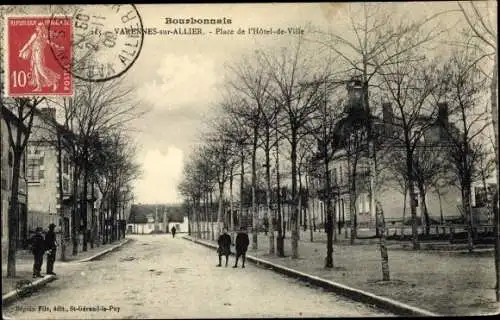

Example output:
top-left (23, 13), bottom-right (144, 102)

top-left (30, 227), bottom-right (45, 278)
top-left (18, 22), bottom-right (62, 92)
top-left (171, 226), bottom-right (176, 238)
top-left (233, 226), bottom-right (250, 268)
top-left (217, 228), bottom-right (232, 267)
top-left (45, 223), bottom-right (58, 275)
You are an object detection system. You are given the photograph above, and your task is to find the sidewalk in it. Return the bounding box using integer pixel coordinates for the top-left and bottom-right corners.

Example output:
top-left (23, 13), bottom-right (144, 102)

top-left (190, 231), bottom-right (499, 316)
top-left (1, 238), bottom-right (129, 296)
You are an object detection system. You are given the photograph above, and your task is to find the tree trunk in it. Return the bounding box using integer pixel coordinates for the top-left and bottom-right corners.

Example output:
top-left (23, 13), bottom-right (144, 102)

top-left (463, 184), bottom-right (474, 253)
top-left (251, 126), bottom-right (258, 250)
top-left (82, 161), bottom-right (88, 251)
top-left (348, 157), bottom-right (358, 245)
top-left (324, 140), bottom-right (334, 268)
top-left (210, 191), bottom-right (214, 241)
top-left (265, 135), bottom-right (274, 254)
top-left (196, 198), bottom-right (201, 239)
top-left (7, 149), bottom-right (22, 277)
top-left (305, 172), bottom-right (313, 242)
top-left (71, 167), bottom-right (79, 255)
top-left (418, 183), bottom-right (430, 236)
top-left (290, 130), bottom-right (299, 259)
top-left (408, 179), bottom-right (420, 249)
top-left (218, 182), bottom-right (224, 233)
top-left (56, 134), bottom-right (66, 261)
top-left (239, 151), bottom-right (245, 230)
top-left (402, 185), bottom-right (408, 234)
top-left (229, 167), bottom-right (235, 238)
top-left (376, 201), bottom-right (390, 281)
top-left (276, 141), bottom-right (284, 257)
top-left (489, 59), bottom-right (499, 302)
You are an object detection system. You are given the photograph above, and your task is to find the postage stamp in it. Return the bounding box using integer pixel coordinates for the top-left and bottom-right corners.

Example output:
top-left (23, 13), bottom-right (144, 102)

top-left (5, 16), bottom-right (73, 97)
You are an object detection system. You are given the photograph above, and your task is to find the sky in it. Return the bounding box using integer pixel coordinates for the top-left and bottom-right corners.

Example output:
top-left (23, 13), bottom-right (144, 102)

top-left (2, 2), bottom-right (495, 205)
top-left (126, 2), bottom-right (480, 205)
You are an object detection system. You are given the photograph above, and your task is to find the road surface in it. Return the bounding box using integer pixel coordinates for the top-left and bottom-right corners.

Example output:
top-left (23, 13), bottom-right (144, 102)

top-left (3, 234), bottom-right (392, 318)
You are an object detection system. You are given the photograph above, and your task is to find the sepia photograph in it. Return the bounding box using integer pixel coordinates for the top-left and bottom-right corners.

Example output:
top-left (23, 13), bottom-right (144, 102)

top-left (0, 1), bottom-right (498, 318)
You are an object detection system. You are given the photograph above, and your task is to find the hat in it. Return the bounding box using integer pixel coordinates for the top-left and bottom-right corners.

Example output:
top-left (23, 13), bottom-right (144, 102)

top-left (49, 223), bottom-right (56, 229)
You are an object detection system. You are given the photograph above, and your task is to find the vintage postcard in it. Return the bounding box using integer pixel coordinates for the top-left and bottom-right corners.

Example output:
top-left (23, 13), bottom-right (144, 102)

top-left (1, 2), bottom-right (498, 319)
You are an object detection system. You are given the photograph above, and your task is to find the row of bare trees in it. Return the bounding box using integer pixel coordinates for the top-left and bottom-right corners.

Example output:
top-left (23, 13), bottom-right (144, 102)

top-left (178, 2), bottom-right (498, 288)
top-left (2, 77), bottom-right (142, 277)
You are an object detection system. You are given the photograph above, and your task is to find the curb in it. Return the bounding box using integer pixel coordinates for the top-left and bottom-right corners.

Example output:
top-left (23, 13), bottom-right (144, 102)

top-left (2, 275), bottom-right (57, 307)
top-left (183, 236), bottom-right (439, 317)
top-left (78, 238), bottom-right (131, 263)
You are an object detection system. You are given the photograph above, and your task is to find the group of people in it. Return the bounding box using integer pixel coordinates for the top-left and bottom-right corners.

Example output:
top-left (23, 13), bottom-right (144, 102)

top-left (217, 227), bottom-right (249, 268)
top-left (30, 223), bottom-right (58, 278)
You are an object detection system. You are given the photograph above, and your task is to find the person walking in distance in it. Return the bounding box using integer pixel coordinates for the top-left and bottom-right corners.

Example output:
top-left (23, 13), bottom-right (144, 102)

top-left (171, 226), bottom-right (176, 238)
top-left (45, 223), bottom-right (58, 275)
top-left (216, 228), bottom-right (231, 267)
top-left (30, 227), bottom-right (45, 278)
top-left (233, 226), bottom-right (250, 268)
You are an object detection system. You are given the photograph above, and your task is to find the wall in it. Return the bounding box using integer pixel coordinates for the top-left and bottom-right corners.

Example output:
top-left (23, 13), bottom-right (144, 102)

top-left (26, 144), bottom-right (59, 231)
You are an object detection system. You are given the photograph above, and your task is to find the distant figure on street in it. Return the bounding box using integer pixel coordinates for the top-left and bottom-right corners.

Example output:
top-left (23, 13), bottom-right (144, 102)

top-left (45, 223), bottom-right (58, 275)
top-left (217, 228), bottom-right (231, 267)
top-left (30, 227), bottom-right (45, 278)
top-left (233, 226), bottom-right (250, 268)
top-left (171, 226), bottom-right (176, 238)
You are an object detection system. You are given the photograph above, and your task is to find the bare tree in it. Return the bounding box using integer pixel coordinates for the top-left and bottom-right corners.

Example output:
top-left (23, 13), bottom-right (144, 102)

top-left (438, 46), bottom-right (491, 253)
top-left (457, 0), bottom-right (499, 301)
top-left (259, 36), bottom-right (327, 259)
top-left (3, 98), bottom-right (45, 277)
top-left (225, 52), bottom-right (273, 250)
top-left (315, 3), bottom-right (450, 251)
top-left (413, 147), bottom-right (451, 235)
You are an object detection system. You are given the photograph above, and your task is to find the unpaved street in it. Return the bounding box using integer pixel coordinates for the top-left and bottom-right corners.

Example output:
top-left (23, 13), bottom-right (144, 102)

top-left (3, 235), bottom-right (391, 318)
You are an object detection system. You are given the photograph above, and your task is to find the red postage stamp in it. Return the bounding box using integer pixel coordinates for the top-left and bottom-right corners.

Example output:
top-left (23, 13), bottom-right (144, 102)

top-left (6, 16), bottom-right (73, 97)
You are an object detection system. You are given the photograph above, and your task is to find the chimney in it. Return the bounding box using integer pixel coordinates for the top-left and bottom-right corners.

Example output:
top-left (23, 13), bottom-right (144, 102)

top-left (437, 102), bottom-right (449, 127)
top-left (437, 102), bottom-right (449, 141)
top-left (382, 102), bottom-right (393, 137)
top-left (382, 102), bottom-right (393, 124)
top-left (40, 107), bottom-right (56, 120)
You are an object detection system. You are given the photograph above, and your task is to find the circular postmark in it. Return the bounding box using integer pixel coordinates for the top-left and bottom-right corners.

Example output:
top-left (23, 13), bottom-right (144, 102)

top-left (48, 4), bottom-right (144, 82)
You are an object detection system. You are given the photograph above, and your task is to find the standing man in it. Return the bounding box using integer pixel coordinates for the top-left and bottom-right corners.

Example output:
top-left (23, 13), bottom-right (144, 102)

top-left (171, 226), bottom-right (176, 238)
top-left (216, 228), bottom-right (231, 267)
top-left (30, 227), bottom-right (45, 278)
top-left (45, 223), bottom-right (58, 275)
top-left (233, 226), bottom-right (250, 268)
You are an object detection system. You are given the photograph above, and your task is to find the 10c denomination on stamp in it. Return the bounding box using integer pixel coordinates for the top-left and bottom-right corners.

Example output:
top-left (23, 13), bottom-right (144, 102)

top-left (6, 16), bottom-right (73, 97)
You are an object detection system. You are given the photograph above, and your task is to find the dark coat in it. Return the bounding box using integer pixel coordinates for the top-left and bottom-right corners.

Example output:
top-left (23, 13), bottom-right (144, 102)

top-left (31, 233), bottom-right (45, 255)
top-left (45, 230), bottom-right (57, 250)
top-left (217, 233), bottom-right (231, 255)
top-left (235, 232), bottom-right (249, 253)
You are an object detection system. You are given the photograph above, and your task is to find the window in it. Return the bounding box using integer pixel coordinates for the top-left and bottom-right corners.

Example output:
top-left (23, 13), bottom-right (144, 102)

top-left (63, 156), bottom-right (69, 174)
top-left (27, 159), bottom-right (39, 181)
top-left (332, 168), bottom-right (338, 185)
top-left (339, 165), bottom-right (343, 185)
top-left (63, 177), bottom-right (69, 193)
top-left (27, 158), bottom-right (44, 182)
